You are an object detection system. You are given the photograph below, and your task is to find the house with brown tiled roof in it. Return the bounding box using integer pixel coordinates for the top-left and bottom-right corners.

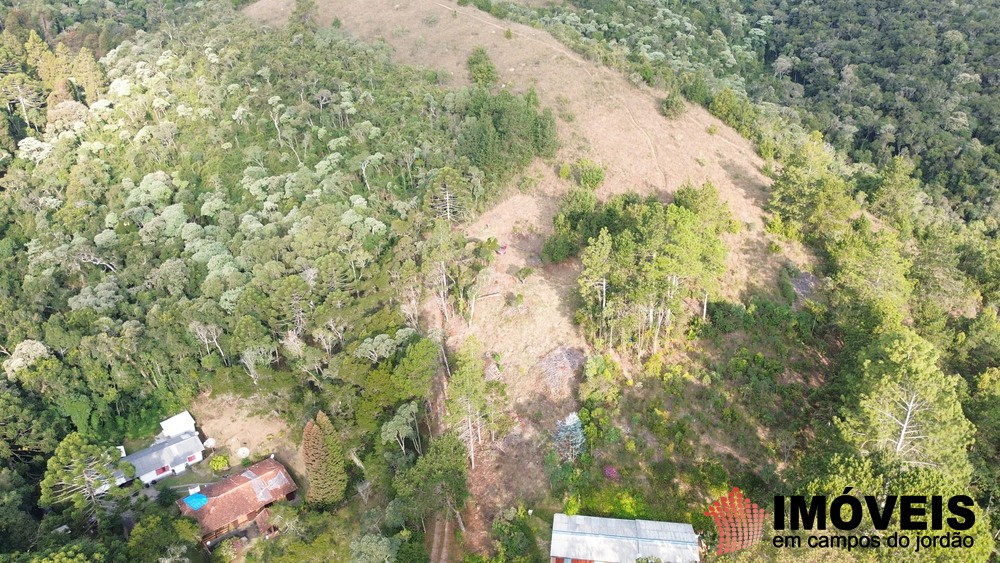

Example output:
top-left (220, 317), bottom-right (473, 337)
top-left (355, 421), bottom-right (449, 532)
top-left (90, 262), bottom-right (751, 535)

top-left (177, 457), bottom-right (297, 547)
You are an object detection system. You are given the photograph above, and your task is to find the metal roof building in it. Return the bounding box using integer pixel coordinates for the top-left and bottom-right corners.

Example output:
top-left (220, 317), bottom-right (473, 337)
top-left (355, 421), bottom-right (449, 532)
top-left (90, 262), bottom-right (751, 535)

top-left (95, 412), bottom-right (206, 494)
top-left (549, 513), bottom-right (700, 563)
top-left (123, 432), bottom-right (203, 477)
top-left (159, 410), bottom-right (197, 438)
top-left (109, 431), bottom-right (204, 486)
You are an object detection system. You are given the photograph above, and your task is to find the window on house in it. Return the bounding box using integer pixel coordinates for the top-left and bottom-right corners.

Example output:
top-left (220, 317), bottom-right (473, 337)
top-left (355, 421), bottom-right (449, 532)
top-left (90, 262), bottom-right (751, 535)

top-left (155, 465), bottom-right (170, 475)
top-left (187, 455), bottom-right (197, 462)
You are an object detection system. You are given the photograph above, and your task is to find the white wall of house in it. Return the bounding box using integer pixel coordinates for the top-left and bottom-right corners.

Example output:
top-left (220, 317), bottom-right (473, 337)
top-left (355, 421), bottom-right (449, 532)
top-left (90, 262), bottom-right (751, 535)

top-left (137, 450), bottom-right (205, 484)
top-left (177, 450), bottom-right (204, 472)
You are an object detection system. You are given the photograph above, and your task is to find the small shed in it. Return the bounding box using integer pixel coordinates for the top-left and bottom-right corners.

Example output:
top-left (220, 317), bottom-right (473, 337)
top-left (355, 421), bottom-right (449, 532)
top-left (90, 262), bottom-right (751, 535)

top-left (160, 410), bottom-right (197, 438)
top-left (550, 513), bottom-right (700, 563)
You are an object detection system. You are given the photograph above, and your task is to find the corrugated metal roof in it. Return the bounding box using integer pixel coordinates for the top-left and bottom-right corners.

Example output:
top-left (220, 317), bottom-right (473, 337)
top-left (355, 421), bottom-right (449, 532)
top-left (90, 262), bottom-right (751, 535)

top-left (160, 411), bottom-right (197, 438)
top-left (550, 513), bottom-right (700, 563)
top-left (122, 432), bottom-right (203, 477)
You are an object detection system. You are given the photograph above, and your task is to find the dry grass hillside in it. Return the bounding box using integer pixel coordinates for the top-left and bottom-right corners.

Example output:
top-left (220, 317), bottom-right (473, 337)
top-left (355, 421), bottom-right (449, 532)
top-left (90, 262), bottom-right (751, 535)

top-left (242, 0), bottom-right (807, 372)
top-left (247, 0), bottom-right (769, 221)
top-left (244, 0), bottom-right (810, 557)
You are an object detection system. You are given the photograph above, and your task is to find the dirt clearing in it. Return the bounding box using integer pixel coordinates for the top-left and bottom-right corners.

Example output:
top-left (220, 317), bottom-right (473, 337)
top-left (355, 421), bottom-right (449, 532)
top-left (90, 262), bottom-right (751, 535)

top-left (190, 393), bottom-right (304, 480)
top-left (419, 171), bottom-right (583, 552)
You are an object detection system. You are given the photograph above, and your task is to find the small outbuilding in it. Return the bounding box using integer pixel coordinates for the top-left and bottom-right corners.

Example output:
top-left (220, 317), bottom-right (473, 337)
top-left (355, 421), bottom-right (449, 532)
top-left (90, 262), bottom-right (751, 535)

top-left (159, 410), bottom-right (198, 438)
top-left (549, 513), bottom-right (700, 563)
top-left (178, 458), bottom-right (298, 547)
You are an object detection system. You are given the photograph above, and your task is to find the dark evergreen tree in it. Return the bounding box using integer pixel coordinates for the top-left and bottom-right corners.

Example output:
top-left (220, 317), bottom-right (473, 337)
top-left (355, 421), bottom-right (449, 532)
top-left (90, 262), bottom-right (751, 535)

top-left (302, 412), bottom-right (348, 508)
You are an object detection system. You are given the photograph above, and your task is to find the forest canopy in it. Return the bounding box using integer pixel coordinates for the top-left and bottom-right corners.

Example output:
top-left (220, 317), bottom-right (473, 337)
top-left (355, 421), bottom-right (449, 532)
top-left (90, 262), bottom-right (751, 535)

top-left (505, 0), bottom-right (999, 221)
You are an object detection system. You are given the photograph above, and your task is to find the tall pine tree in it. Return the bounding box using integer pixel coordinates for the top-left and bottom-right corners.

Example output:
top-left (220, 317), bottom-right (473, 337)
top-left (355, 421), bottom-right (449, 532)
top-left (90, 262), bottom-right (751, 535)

top-left (302, 412), bottom-right (348, 508)
top-left (39, 433), bottom-right (132, 531)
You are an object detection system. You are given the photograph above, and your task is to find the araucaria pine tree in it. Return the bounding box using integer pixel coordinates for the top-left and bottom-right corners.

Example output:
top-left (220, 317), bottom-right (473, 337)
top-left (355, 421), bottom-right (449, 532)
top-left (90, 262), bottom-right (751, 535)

top-left (302, 412), bottom-right (348, 508)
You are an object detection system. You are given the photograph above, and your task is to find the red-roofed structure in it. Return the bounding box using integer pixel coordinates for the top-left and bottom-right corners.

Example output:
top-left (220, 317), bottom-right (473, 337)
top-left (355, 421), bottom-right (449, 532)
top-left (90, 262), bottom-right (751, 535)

top-left (177, 458), bottom-right (297, 546)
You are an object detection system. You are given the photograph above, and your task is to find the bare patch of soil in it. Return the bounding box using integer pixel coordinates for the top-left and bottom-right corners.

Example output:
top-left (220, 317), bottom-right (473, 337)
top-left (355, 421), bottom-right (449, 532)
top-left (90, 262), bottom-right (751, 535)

top-left (792, 271), bottom-right (821, 303)
top-left (190, 393), bottom-right (304, 482)
top-left (425, 174), bottom-right (583, 550)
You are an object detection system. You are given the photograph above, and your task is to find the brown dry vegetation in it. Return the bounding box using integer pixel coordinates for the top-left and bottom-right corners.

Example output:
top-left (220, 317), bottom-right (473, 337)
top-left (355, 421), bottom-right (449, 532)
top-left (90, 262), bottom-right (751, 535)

top-left (190, 393), bottom-right (305, 481)
top-left (245, 0), bottom-right (813, 556)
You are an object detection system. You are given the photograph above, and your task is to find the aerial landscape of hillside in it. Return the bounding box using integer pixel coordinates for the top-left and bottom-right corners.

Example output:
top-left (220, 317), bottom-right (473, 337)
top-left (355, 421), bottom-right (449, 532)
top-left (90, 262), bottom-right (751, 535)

top-left (0, 0), bottom-right (997, 562)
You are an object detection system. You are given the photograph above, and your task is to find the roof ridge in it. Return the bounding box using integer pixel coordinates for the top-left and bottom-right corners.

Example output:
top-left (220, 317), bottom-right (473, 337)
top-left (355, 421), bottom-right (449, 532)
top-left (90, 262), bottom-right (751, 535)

top-left (203, 459), bottom-right (281, 498)
top-left (551, 528), bottom-right (699, 547)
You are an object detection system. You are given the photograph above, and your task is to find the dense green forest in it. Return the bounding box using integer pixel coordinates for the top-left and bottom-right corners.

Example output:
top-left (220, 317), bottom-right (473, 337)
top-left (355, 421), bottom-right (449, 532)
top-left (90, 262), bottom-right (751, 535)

top-left (500, 0), bottom-right (999, 220)
top-left (0, 0), bottom-right (555, 560)
top-left (748, 0), bottom-right (999, 213)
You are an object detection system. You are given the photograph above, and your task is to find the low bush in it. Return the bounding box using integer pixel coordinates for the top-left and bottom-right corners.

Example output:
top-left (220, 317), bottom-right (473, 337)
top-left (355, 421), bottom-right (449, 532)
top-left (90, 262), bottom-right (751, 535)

top-left (574, 159), bottom-right (605, 190)
top-left (659, 90), bottom-right (686, 118)
top-left (209, 455), bottom-right (229, 472)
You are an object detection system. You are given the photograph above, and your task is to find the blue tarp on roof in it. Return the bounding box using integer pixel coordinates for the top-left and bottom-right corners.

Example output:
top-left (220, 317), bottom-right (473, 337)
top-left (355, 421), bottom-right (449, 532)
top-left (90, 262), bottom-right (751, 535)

top-left (182, 493), bottom-right (208, 510)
